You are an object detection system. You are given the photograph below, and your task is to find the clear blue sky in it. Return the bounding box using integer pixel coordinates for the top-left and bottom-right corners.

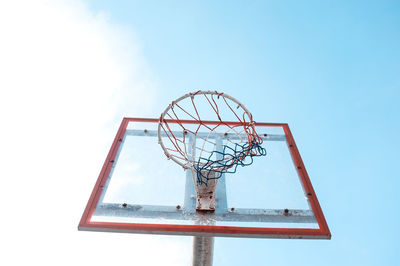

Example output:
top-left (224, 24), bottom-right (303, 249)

top-left (83, 1), bottom-right (400, 265)
top-left (1, 1), bottom-right (397, 265)
top-left (88, 1), bottom-right (399, 265)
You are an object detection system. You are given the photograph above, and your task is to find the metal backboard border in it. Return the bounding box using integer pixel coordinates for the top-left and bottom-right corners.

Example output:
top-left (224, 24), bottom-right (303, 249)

top-left (78, 117), bottom-right (331, 239)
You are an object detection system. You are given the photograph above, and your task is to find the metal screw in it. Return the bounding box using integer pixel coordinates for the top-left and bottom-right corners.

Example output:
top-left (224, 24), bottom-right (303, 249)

top-left (283, 209), bottom-right (289, 216)
top-left (176, 205), bottom-right (181, 210)
top-left (230, 207), bottom-right (235, 212)
top-left (297, 166), bottom-right (301, 169)
top-left (307, 192), bottom-right (312, 196)
top-left (144, 129), bottom-right (148, 133)
top-left (110, 160), bottom-right (115, 163)
top-left (122, 203), bottom-right (127, 208)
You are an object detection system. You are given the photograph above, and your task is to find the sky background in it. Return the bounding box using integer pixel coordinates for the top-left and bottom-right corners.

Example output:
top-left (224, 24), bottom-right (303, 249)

top-left (1, 0), bottom-right (399, 265)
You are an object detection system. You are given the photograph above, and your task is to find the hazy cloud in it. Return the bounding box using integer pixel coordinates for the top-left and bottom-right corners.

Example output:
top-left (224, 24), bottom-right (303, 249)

top-left (0, 1), bottom-right (190, 265)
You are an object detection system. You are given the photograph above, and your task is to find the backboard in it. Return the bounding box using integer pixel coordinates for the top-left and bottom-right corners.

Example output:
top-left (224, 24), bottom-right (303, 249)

top-left (78, 117), bottom-right (331, 239)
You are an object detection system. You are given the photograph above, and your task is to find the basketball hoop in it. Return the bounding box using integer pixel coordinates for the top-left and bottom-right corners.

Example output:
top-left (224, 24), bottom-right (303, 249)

top-left (158, 90), bottom-right (266, 210)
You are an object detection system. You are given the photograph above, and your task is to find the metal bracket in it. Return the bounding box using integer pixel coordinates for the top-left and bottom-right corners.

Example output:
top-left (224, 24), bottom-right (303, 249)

top-left (196, 177), bottom-right (217, 211)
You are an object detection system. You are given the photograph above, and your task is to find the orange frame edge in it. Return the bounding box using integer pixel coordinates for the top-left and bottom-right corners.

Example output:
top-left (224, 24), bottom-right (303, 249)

top-left (78, 117), bottom-right (331, 239)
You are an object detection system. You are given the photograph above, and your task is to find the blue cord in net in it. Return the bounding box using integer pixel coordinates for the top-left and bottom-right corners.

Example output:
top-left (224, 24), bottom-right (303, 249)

top-left (193, 140), bottom-right (267, 186)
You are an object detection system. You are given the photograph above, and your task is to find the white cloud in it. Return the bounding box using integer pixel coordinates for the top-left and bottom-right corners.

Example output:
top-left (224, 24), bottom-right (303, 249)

top-left (0, 1), bottom-right (190, 265)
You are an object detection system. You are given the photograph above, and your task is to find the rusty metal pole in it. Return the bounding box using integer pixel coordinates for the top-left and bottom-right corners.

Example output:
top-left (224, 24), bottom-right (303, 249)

top-left (192, 236), bottom-right (214, 266)
top-left (189, 136), bottom-right (216, 266)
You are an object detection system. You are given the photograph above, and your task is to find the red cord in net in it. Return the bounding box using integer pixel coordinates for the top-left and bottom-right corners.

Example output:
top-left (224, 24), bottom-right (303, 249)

top-left (158, 91), bottom-right (266, 185)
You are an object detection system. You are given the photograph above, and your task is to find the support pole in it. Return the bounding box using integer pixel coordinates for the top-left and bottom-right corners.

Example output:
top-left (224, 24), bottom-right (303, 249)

top-left (192, 236), bottom-right (214, 266)
top-left (190, 136), bottom-right (219, 265)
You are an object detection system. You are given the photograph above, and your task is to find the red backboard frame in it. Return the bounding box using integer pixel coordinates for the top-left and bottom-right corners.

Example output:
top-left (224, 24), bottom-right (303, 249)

top-left (78, 117), bottom-right (331, 239)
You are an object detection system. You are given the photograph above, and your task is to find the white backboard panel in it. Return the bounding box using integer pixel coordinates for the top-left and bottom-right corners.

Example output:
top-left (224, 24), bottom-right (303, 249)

top-left (79, 118), bottom-right (330, 239)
